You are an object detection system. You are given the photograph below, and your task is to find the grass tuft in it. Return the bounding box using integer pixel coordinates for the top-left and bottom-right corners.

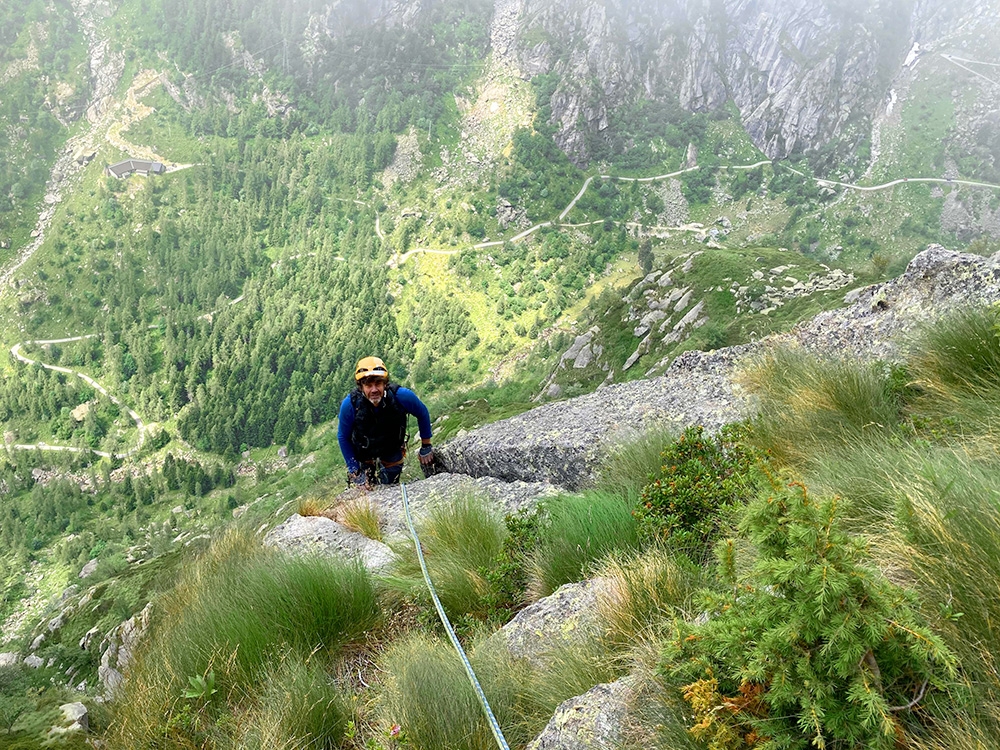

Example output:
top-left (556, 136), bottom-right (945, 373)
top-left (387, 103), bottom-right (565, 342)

top-left (106, 528), bottom-right (378, 749)
top-left (336, 496), bottom-right (383, 541)
top-left (376, 632), bottom-right (528, 750)
top-left (740, 345), bottom-right (905, 463)
top-left (387, 491), bottom-right (506, 621)
top-left (528, 490), bottom-right (640, 599)
top-left (596, 545), bottom-right (705, 650)
top-left (596, 423), bottom-right (678, 501)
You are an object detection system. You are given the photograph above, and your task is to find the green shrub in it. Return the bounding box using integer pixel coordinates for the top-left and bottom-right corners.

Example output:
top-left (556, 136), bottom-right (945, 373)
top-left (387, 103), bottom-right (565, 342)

top-left (635, 424), bottom-right (764, 557)
top-left (529, 490), bottom-right (640, 599)
top-left (480, 507), bottom-right (542, 626)
top-left (664, 479), bottom-right (956, 750)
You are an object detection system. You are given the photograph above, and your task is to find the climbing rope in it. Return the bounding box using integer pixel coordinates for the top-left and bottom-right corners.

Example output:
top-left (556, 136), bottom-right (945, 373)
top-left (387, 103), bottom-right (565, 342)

top-left (400, 482), bottom-right (511, 750)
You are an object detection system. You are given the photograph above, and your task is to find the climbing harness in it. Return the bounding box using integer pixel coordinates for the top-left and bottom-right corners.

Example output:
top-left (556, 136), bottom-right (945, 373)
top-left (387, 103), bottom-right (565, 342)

top-left (400, 482), bottom-right (511, 750)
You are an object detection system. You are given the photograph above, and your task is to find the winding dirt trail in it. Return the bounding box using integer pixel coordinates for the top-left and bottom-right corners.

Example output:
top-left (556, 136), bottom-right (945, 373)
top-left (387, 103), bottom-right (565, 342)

top-left (9, 337), bottom-right (146, 459)
top-left (389, 156), bottom-right (1000, 267)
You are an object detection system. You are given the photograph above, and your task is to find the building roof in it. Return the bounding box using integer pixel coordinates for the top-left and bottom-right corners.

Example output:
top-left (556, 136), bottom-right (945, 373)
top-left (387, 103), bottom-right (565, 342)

top-left (107, 159), bottom-right (165, 178)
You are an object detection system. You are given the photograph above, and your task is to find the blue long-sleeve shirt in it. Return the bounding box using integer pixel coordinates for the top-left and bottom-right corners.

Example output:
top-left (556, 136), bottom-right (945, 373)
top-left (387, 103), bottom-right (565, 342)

top-left (337, 386), bottom-right (432, 474)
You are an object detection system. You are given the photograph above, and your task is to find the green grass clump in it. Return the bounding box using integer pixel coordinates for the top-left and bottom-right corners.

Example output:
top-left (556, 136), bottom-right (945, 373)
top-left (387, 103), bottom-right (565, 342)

top-left (377, 633), bottom-right (530, 750)
top-left (596, 423), bottom-right (678, 500)
top-left (388, 492), bottom-right (506, 622)
top-left (528, 490), bottom-right (640, 599)
top-left (106, 528), bottom-right (378, 749)
top-left (597, 545), bottom-right (705, 649)
top-left (907, 306), bottom-right (1000, 441)
top-left (864, 446), bottom-right (1000, 739)
top-left (236, 653), bottom-right (351, 750)
top-left (741, 346), bottom-right (907, 463)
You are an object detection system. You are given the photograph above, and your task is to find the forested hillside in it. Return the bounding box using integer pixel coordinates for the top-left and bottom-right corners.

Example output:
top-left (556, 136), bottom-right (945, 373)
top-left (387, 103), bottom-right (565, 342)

top-left (3, 1), bottom-right (1000, 744)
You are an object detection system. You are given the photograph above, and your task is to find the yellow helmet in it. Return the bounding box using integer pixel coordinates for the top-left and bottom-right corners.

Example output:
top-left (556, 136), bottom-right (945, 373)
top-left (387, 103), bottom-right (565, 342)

top-left (355, 356), bottom-right (390, 382)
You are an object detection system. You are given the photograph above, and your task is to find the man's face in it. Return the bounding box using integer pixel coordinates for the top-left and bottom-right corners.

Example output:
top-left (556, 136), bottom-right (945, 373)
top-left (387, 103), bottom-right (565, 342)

top-left (361, 377), bottom-right (387, 406)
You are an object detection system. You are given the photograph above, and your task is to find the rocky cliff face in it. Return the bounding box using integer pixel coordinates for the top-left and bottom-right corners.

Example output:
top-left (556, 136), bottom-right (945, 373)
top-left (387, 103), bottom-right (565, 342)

top-left (509, 0), bottom-right (996, 165)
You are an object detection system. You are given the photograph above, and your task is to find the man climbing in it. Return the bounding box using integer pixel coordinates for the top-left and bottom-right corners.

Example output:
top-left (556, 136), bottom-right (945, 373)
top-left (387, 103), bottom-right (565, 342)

top-left (338, 356), bottom-right (435, 486)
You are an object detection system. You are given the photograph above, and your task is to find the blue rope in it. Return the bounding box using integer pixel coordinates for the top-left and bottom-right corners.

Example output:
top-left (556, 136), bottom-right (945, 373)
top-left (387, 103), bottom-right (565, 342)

top-left (400, 482), bottom-right (511, 750)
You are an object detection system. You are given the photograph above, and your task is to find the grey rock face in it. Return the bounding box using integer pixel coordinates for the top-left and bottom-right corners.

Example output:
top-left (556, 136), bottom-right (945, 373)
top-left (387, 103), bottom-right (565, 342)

top-left (526, 677), bottom-right (635, 750)
top-left (264, 514), bottom-right (395, 573)
top-left (789, 245), bottom-right (1000, 361)
top-left (78, 559), bottom-right (99, 579)
top-left (512, 0), bottom-right (993, 164)
top-left (59, 702), bottom-right (89, 731)
top-left (0, 652), bottom-right (19, 668)
top-left (494, 579), bottom-right (609, 669)
top-left (99, 602), bottom-right (153, 699)
top-left (438, 344), bottom-right (752, 489)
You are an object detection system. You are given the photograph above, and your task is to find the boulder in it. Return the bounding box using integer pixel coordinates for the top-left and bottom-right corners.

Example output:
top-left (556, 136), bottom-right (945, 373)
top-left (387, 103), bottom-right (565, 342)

top-left (79, 559), bottom-right (99, 579)
top-left (437, 345), bottom-right (752, 489)
top-left (59, 702), bottom-right (89, 731)
top-left (264, 514), bottom-right (394, 573)
top-left (494, 579), bottom-right (609, 669)
top-left (526, 677), bottom-right (635, 750)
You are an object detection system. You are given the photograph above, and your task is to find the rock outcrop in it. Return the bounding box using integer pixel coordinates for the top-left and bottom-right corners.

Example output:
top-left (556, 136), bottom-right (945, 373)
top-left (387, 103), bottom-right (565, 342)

top-left (264, 513), bottom-right (395, 573)
top-left (440, 246), bottom-right (1000, 487)
top-left (98, 602), bottom-right (153, 699)
top-left (526, 677), bottom-right (635, 750)
top-left (494, 579), bottom-right (609, 668)
top-left (439, 343), bottom-right (750, 488)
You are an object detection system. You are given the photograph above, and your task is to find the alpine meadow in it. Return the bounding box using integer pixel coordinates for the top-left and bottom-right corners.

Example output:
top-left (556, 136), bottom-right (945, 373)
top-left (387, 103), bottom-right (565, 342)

top-left (3, 0), bottom-right (1000, 748)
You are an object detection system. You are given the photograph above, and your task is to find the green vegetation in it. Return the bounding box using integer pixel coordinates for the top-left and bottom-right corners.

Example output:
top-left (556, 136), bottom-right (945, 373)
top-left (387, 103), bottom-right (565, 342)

top-left (387, 492), bottom-right (507, 623)
top-left (667, 479), bottom-right (955, 750)
top-left (5, 0), bottom-right (1000, 746)
top-left (0, 0), bottom-right (86, 256)
top-left (527, 490), bottom-right (640, 598)
top-left (106, 529), bottom-right (376, 749)
top-left (635, 425), bottom-right (763, 556)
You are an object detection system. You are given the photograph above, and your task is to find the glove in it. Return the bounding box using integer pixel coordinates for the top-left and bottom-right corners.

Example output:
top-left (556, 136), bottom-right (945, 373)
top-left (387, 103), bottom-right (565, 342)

top-left (418, 444), bottom-right (434, 466)
top-left (349, 470), bottom-right (368, 487)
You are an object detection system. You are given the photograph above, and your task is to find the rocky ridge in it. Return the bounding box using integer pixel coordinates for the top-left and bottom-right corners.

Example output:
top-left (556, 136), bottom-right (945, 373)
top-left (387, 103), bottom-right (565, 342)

top-left (7, 246), bottom-right (1000, 748)
top-left (438, 245), bottom-right (1000, 487)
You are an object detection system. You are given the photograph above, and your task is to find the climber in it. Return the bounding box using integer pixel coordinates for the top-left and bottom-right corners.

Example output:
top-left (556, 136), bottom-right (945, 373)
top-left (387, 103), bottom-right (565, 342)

top-left (338, 356), bottom-right (435, 486)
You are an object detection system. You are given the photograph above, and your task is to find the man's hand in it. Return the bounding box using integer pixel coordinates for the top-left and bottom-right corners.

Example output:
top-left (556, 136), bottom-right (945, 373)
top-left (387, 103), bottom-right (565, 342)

top-left (418, 444), bottom-right (434, 466)
top-left (349, 470), bottom-right (368, 487)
